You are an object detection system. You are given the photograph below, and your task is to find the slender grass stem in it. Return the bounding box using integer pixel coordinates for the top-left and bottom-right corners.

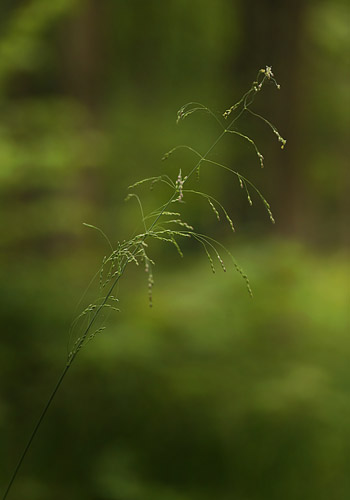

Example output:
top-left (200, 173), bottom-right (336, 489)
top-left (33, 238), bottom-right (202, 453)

top-left (2, 366), bottom-right (69, 500)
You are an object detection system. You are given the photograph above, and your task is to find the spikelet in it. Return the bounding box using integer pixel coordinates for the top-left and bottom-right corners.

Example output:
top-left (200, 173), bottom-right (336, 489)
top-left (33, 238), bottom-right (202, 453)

top-left (224, 211), bottom-right (235, 233)
top-left (208, 199), bottom-right (220, 221)
top-left (203, 246), bottom-right (215, 273)
top-left (147, 270), bottom-right (154, 307)
top-left (215, 251), bottom-right (226, 272)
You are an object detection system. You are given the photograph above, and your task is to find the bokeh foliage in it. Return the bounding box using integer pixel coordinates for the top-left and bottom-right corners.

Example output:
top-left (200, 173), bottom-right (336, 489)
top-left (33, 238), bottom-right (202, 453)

top-left (0, 0), bottom-right (348, 499)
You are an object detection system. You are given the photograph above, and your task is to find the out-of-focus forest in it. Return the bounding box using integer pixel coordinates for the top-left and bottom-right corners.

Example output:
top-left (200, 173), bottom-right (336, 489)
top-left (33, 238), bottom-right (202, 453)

top-left (0, 1), bottom-right (349, 499)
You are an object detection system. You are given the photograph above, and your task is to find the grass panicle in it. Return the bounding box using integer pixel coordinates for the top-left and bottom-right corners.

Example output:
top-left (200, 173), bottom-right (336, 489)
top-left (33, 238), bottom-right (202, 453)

top-left (2, 66), bottom-right (285, 500)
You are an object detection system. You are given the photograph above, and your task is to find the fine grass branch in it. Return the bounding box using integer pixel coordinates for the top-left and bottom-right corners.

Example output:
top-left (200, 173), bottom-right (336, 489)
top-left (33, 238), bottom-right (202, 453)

top-left (2, 66), bottom-right (285, 500)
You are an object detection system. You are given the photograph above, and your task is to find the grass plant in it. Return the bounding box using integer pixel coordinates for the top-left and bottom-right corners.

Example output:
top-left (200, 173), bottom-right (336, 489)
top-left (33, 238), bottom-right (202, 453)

top-left (2, 66), bottom-right (285, 499)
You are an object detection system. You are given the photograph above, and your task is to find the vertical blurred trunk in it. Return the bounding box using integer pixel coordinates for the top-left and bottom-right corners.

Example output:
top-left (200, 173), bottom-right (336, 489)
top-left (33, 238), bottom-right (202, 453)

top-left (58, 0), bottom-right (109, 207)
top-left (234, 0), bottom-right (307, 236)
top-left (59, 0), bottom-right (107, 112)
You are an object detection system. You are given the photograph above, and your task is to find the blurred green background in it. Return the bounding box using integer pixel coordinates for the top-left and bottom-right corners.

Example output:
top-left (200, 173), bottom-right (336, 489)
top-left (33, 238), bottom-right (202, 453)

top-left (1, 1), bottom-right (349, 499)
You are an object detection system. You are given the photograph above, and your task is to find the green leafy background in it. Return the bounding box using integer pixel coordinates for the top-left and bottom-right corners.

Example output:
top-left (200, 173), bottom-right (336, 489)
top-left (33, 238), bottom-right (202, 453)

top-left (0, 1), bottom-right (349, 498)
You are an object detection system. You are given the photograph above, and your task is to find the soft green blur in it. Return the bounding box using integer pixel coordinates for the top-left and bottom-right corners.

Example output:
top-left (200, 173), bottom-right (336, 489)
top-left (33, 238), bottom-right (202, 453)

top-left (0, 1), bottom-right (348, 499)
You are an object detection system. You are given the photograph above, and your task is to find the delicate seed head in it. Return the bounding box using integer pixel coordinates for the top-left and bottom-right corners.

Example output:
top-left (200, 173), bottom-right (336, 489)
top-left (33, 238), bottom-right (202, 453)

top-left (217, 254), bottom-right (226, 272)
top-left (208, 199), bottom-right (220, 221)
top-left (225, 213), bottom-right (235, 232)
top-left (257, 152), bottom-right (264, 168)
top-left (176, 109), bottom-right (184, 124)
top-left (265, 66), bottom-right (274, 79)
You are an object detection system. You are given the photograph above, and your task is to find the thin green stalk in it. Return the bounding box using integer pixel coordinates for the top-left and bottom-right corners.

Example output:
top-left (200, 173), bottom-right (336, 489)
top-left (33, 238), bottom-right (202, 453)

top-left (2, 366), bottom-right (69, 500)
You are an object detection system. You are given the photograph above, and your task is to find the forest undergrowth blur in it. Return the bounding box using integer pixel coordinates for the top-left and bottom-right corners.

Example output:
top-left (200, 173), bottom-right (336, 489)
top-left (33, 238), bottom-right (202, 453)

top-left (1, 1), bottom-right (349, 499)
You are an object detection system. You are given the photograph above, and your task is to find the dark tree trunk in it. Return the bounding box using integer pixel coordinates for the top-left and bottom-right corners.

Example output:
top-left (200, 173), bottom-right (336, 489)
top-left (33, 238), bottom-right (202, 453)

top-left (233, 0), bottom-right (308, 236)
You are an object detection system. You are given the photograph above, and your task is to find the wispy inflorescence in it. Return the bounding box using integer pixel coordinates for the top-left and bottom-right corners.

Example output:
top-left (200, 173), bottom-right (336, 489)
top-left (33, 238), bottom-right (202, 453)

top-left (66, 66), bottom-right (286, 365)
top-left (2, 67), bottom-right (286, 500)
